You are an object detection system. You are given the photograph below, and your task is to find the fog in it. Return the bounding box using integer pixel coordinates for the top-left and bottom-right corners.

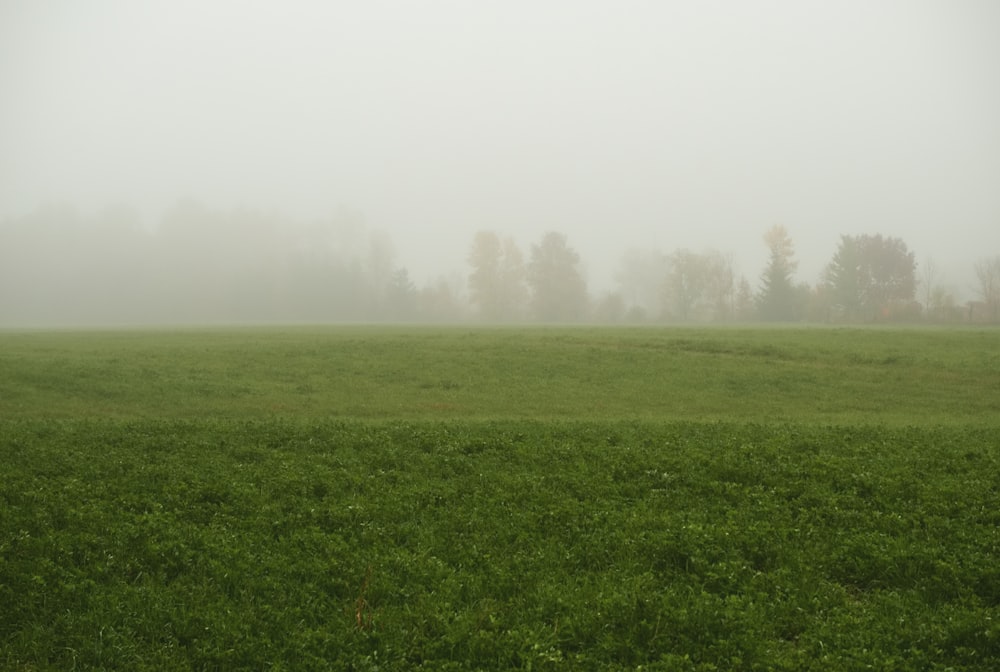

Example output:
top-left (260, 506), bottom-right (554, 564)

top-left (2, 1), bottom-right (999, 325)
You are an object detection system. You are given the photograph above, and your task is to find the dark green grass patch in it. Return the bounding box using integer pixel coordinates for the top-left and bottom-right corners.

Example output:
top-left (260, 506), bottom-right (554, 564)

top-left (3, 420), bottom-right (999, 670)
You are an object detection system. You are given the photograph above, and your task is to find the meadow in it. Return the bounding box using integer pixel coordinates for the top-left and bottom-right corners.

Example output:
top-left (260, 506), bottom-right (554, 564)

top-left (2, 325), bottom-right (998, 424)
top-left (1, 326), bottom-right (999, 670)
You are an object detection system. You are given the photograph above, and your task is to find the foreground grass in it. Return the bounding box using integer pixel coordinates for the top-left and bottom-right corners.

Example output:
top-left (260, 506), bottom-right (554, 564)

top-left (1, 325), bottom-right (998, 424)
top-left (2, 327), bottom-right (998, 669)
top-left (2, 421), bottom-right (999, 670)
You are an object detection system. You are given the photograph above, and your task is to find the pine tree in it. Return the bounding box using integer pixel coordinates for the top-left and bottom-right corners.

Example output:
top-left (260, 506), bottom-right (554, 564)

top-left (756, 225), bottom-right (800, 321)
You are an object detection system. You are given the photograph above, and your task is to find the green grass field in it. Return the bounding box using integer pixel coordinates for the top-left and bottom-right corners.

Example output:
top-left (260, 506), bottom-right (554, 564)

top-left (2, 326), bottom-right (998, 423)
top-left (2, 326), bottom-right (999, 670)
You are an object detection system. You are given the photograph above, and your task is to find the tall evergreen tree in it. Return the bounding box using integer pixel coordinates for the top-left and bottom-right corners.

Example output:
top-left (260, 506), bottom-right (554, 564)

top-left (756, 225), bottom-right (800, 321)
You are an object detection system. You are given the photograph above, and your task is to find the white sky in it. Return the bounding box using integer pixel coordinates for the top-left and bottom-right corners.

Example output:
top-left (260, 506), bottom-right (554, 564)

top-left (2, 0), bottom-right (998, 295)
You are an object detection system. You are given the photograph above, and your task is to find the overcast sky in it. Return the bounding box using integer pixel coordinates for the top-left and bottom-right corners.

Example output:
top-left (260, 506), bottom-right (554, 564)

top-left (3, 0), bottom-right (998, 294)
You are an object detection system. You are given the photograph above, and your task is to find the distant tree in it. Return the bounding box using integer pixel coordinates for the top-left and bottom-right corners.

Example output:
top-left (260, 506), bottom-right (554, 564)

top-left (804, 282), bottom-right (833, 323)
top-left (467, 230), bottom-right (502, 318)
top-left (919, 256), bottom-right (938, 319)
top-left (824, 235), bottom-right (863, 320)
top-left (385, 267), bottom-right (418, 321)
top-left (861, 235), bottom-right (916, 319)
top-left (825, 234), bottom-right (915, 321)
top-left (418, 274), bottom-right (467, 323)
top-left (497, 236), bottom-right (529, 319)
top-left (660, 249), bottom-right (732, 322)
top-left (927, 286), bottom-right (960, 322)
top-left (793, 281), bottom-right (817, 321)
top-left (734, 276), bottom-right (756, 321)
top-left (916, 256), bottom-right (959, 322)
top-left (705, 252), bottom-right (737, 322)
top-left (526, 231), bottom-right (588, 322)
top-left (0, 201), bottom-right (420, 325)
top-left (593, 291), bottom-right (627, 323)
top-left (973, 255), bottom-right (1000, 322)
top-left (615, 248), bottom-right (668, 318)
top-left (365, 229), bottom-right (396, 310)
top-left (661, 249), bottom-right (708, 321)
top-left (756, 225), bottom-right (801, 321)
top-left (467, 231), bottom-right (528, 321)
top-left (625, 305), bottom-right (650, 323)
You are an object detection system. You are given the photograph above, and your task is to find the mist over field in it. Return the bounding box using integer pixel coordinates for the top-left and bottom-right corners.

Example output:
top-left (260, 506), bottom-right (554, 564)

top-left (3, 5), bottom-right (1000, 662)
top-left (2, 1), bottom-right (999, 325)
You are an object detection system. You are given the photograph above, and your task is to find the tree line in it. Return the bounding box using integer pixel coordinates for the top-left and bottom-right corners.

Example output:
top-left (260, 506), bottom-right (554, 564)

top-left (466, 225), bottom-right (1000, 325)
top-left (1, 202), bottom-right (998, 325)
top-left (0, 202), bottom-right (463, 325)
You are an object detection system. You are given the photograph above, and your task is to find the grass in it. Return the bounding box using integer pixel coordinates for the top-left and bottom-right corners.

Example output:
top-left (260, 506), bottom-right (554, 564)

top-left (1, 326), bottom-right (999, 670)
top-left (1, 325), bottom-right (997, 423)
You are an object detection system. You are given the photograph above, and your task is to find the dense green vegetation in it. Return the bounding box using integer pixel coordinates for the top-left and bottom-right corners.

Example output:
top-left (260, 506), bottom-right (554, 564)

top-left (2, 327), bottom-right (998, 670)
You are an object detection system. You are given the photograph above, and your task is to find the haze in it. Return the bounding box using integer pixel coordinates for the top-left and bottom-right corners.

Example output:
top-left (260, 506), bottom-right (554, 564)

top-left (2, 1), bottom-right (999, 324)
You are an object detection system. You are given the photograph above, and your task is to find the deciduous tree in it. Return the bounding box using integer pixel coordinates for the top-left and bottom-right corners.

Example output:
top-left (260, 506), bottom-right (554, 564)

top-left (705, 252), bottom-right (737, 322)
top-left (526, 231), bottom-right (588, 322)
top-left (593, 291), bottom-right (627, 323)
top-left (661, 249), bottom-right (707, 321)
top-left (467, 231), bottom-right (528, 321)
top-left (418, 274), bottom-right (467, 323)
top-left (974, 255), bottom-right (1000, 322)
top-left (825, 234), bottom-right (915, 321)
top-left (615, 248), bottom-right (668, 317)
top-left (660, 249), bottom-right (734, 322)
top-left (919, 256), bottom-right (939, 319)
top-left (385, 267), bottom-right (418, 321)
